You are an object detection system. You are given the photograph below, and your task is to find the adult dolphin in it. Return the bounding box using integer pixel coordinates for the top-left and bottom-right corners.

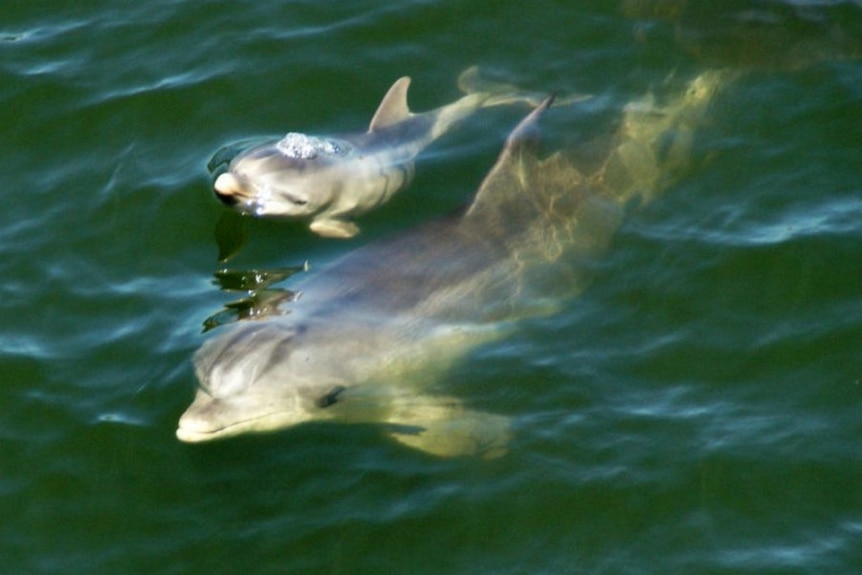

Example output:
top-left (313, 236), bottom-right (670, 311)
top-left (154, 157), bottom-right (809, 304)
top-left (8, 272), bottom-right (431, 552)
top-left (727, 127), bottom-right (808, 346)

top-left (178, 70), bottom-right (728, 457)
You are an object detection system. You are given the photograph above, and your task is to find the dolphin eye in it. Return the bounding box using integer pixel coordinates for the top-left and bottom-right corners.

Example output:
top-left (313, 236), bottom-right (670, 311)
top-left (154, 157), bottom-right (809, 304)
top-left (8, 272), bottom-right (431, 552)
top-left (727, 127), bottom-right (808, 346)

top-left (280, 192), bottom-right (308, 206)
top-left (316, 385), bottom-right (346, 408)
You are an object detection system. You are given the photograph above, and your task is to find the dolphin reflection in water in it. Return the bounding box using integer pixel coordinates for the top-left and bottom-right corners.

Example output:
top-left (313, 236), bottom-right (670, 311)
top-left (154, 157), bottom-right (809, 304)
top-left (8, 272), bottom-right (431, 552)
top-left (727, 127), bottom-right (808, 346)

top-left (178, 70), bottom-right (729, 457)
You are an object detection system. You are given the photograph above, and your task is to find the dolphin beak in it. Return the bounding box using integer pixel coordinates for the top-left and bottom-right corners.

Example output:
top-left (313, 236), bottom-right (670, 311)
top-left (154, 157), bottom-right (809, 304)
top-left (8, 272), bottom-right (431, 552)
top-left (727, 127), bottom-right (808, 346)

top-left (214, 173), bottom-right (242, 204)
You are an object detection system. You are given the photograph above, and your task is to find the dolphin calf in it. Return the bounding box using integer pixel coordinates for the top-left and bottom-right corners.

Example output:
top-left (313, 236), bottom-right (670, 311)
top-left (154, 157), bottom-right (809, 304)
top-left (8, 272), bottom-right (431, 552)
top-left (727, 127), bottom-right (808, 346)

top-left (178, 70), bottom-right (727, 457)
top-left (210, 67), bottom-right (584, 238)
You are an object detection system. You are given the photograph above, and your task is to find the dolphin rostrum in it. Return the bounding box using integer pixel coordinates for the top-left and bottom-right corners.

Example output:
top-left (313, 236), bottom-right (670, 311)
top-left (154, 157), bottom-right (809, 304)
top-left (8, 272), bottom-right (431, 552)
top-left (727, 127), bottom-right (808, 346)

top-left (178, 70), bottom-right (728, 457)
top-left (210, 67), bottom-right (585, 239)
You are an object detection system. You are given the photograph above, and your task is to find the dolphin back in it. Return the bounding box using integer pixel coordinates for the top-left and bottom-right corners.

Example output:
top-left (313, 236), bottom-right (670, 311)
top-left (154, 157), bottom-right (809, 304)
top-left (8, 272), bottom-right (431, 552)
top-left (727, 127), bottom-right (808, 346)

top-left (462, 97), bottom-right (624, 282)
top-left (458, 69), bottom-right (729, 299)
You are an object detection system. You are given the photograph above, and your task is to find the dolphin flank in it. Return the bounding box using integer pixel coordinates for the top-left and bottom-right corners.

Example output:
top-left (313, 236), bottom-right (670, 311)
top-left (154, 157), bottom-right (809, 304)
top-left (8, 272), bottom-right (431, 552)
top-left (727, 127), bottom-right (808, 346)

top-left (210, 67), bottom-right (586, 239)
top-left (178, 70), bottom-right (727, 457)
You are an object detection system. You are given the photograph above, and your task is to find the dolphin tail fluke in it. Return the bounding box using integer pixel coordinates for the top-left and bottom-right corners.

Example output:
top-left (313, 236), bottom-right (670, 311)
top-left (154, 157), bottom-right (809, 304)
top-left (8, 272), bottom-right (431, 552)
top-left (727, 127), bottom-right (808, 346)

top-left (384, 395), bottom-right (511, 459)
top-left (458, 65), bottom-right (592, 108)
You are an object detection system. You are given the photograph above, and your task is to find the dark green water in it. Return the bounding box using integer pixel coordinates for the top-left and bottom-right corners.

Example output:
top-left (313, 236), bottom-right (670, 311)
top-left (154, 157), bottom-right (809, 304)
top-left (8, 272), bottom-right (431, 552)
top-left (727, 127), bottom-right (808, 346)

top-left (3, 1), bottom-right (862, 573)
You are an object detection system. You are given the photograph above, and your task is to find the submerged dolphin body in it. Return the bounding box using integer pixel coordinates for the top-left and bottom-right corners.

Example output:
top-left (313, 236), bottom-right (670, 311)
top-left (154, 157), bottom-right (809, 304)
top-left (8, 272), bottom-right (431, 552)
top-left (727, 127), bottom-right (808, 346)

top-left (211, 68), bottom-right (580, 238)
top-left (178, 70), bottom-right (728, 457)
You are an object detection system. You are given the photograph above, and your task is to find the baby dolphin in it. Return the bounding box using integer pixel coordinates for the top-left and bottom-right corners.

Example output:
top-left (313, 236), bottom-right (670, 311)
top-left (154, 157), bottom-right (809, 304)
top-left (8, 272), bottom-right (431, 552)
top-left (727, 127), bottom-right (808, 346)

top-left (211, 67), bottom-right (581, 238)
top-left (179, 70), bottom-right (727, 457)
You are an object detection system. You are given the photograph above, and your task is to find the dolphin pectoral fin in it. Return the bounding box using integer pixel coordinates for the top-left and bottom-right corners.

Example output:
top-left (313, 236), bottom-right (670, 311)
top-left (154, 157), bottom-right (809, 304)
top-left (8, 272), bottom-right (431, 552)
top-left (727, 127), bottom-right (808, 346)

top-left (384, 396), bottom-right (512, 459)
top-left (309, 218), bottom-right (360, 239)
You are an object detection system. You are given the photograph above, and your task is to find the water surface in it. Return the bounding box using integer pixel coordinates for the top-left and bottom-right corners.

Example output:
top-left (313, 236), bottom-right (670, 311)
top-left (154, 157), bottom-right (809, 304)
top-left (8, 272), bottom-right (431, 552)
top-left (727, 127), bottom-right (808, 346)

top-left (2, 1), bottom-right (862, 573)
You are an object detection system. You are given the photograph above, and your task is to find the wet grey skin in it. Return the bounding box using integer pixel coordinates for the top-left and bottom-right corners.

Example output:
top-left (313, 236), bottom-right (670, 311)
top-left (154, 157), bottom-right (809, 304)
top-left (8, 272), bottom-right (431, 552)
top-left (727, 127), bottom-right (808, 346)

top-left (179, 70), bottom-right (729, 458)
top-left (212, 67), bottom-right (582, 239)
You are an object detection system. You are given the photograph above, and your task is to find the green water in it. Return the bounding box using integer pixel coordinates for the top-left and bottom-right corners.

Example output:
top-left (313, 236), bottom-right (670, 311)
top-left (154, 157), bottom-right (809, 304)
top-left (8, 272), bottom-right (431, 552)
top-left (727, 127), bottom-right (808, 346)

top-left (2, 1), bottom-right (862, 573)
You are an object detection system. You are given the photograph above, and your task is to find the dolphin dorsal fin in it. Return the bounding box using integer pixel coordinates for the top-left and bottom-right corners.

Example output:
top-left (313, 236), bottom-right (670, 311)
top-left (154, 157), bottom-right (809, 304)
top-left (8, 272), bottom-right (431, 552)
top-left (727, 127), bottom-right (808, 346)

top-left (368, 77), bottom-right (412, 132)
top-left (464, 95), bottom-right (555, 219)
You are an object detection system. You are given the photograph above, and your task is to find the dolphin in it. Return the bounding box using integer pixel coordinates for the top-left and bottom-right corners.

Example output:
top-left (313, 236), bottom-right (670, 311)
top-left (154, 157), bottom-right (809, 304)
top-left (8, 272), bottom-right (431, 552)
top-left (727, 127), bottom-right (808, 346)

top-left (621, 1), bottom-right (862, 70)
top-left (178, 70), bottom-right (728, 457)
top-left (210, 67), bottom-right (586, 239)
